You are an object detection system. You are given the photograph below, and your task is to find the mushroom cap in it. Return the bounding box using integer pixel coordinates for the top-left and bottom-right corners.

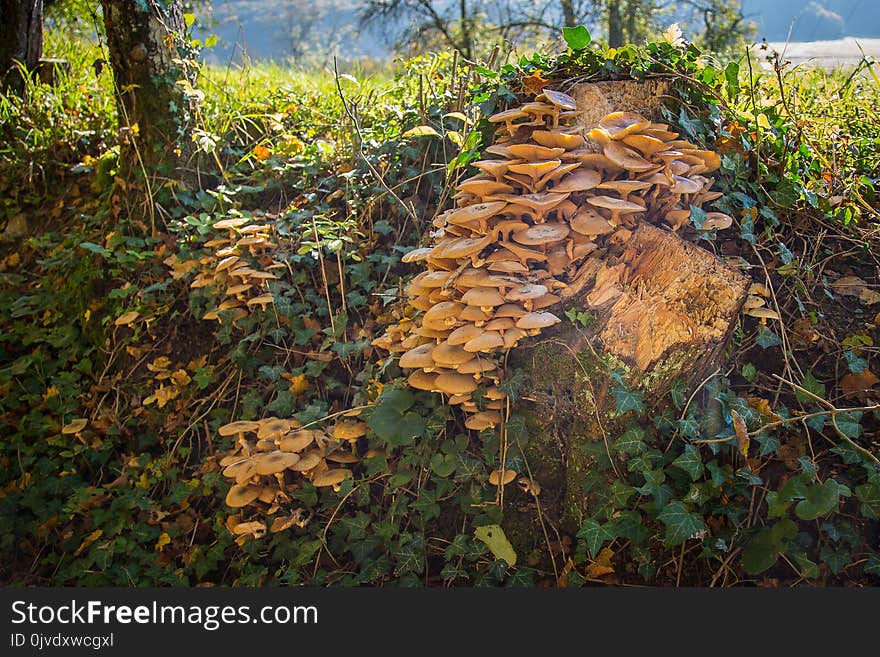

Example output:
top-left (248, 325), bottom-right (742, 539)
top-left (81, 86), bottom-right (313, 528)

top-left (551, 169), bottom-right (601, 193)
top-left (410, 270), bottom-right (452, 289)
top-left (500, 191), bottom-right (569, 214)
top-left (225, 484), bottom-right (261, 508)
top-left (253, 451), bottom-right (300, 475)
top-left (399, 343), bottom-right (437, 369)
top-left (503, 327), bottom-right (528, 349)
top-left (488, 469), bottom-right (518, 486)
top-left (434, 371), bottom-right (479, 394)
top-left (461, 286), bottom-right (505, 308)
top-left (326, 449), bottom-right (360, 464)
top-left (459, 305), bottom-right (493, 323)
top-left (333, 420), bottom-right (368, 441)
top-left (745, 307), bottom-right (781, 320)
top-left (290, 450), bottom-right (323, 472)
top-left (214, 217), bottom-right (250, 230)
top-left (487, 259), bottom-right (530, 274)
top-left (538, 89), bottom-right (577, 110)
top-left (463, 330), bottom-right (504, 353)
top-left (507, 159), bottom-right (563, 181)
top-left (423, 301), bottom-right (464, 322)
top-left (701, 212), bottom-right (733, 230)
top-left (448, 323), bottom-right (485, 346)
top-left (483, 317), bottom-right (515, 331)
top-left (465, 410), bottom-right (502, 431)
top-left (603, 141), bottom-right (657, 172)
top-left (570, 207), bottom-right (614, 235)
top-left (498, 241), bottom-right (548, 264)
top-left (408, 369), bottom-right (439, 391)
top-left (670, 175), bottom-right (703, 194)
top-left (488, 107), bottom-right (528, 123)
top-left (432, 341), bottom-right (476, 367)
top-left (279, 430), bottom-right (316, 452)
top-left (455, 179), bottom-right (514, 197)
top-left (219, 420), bottom-right (260, 436)
top-left (457, 356), bottom-right (498, 374)
top-left (473, 159), bottom-right (522, 178)
top-left (247, 293), bottom-right (275, 307)
top-left (257, 418), bottom-right (297, 439)
top-left (621, 133), bottom-right (669, 156)
top-left (596, 180), bottom-right (652, 194)
top-left (223, 458), bottom-right (258, 484)
top-left (494, 303), bottom-right (528, 319)
top-left (516, 311), bottom-right (562, 329)
top-left (531, 129), bottom-right (585, 150)
top-left (599, 111), bottom-right (652, 138)
top-left (505, 143), bottom-right (565, 161)
top-left (401, 247), bottom-right (434, 263)
top-left (506, 283), bottom-right (549, 301)
top-left (512, 222), bottom-right (570, 246)
top-left (433, 235), bottom-right (493, 259)
top-left (586, 195), bottom-right (645, 214)
top-left (312, 468), bottom-right (352, 487)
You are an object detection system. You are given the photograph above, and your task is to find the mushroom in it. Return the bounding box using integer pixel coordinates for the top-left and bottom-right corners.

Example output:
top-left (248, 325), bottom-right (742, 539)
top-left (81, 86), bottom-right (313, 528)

top-left (279, 430), bottom-right (316, 452)
top-left (290, 451), bottom-right (323, 472)
top-left (312, 468), bottom-right (352, 488)
top-left (512, 222), bottom-right (570, 248)
top-left (432, 341), bottom-right (476, 368)
top-left (408, 369), bottom-right (439, 391)
top-left (465, 411), bottom-right (502, 431)
top-left (531, 129), bottom-right (585, 150)
top-left (219, 420), bottom-right (260, 437)
top-left (253, 451), bottom-right (300, 475)
top-left (488, 469), bottom-right (518, 486)
top-left (505, 143), bottom-right (565, 161)
top-left (257, 418), bottom-right (297, 441)
top-left (570, 206), bottom-right (614, 235)
top-left (333, 420), bottom-right (368, 442)
top-left (463, 330), bottom-right (504, 353)
top-left (448, 323), bottom-right (485, 346)
top-left (399, 343), bottom-right (436, 369)
top-left (551, 169), bottom-right (601, 193)
top-left (223, 458), bottom-right (258, 485)
top-left (515, 312), bottom-right (562, 330)
top-left (434, 371), bottom-right (479, 395)
top-left (598, 111), bottom-right (652, 138)
top-left (586, 196), bottom-right (645, 226)
top-left (225, 484), bottom-right (261, 508)
top-left (701, 212), bottom-right (734, 231)
top-left (461, 286), bottom-right (505, 311)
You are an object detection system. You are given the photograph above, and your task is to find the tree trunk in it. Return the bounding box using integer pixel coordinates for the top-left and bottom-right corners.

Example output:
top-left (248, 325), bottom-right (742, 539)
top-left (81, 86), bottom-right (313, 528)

top-left (100, 0), bottom-right (196, 174)
top-left (0, 0), bottom-right (43, 90)
top-left (505, 79), bottom-right (749, 540)
top-left (560, 0), bottom-right (577, 28)
top-left (607, 0), bottom-right (623, 47)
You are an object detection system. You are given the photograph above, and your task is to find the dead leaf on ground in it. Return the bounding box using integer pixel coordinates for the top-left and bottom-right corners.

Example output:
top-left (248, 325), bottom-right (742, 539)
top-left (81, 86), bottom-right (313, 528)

top-left (585, 547), bottom-right (615, 579)
top-left (831, 276), bottom-right (880, 305)
top-left (731, 410), bottom-right (749, 458)
top-left (840, 370), bottom-right (879, 400)
top-left (73, 529), bottom-right (103, 557)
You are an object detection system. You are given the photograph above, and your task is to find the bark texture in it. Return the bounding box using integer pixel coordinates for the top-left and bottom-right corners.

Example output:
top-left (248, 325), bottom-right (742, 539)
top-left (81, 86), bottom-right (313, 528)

top-left (100, 0), bottom-right (193, 171)
top-left (0, 0), bottom-right (43, 89)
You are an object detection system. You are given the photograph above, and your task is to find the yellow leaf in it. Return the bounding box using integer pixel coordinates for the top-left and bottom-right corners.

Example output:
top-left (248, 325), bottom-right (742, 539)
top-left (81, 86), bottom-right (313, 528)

top-left (170, 369), bottom-right (191, 387)
top-left (253, 144), bottom-right (271, 161)
top-left (73, 529), bottom-right (103, 557)
top-left (402, 125), bottom-right (440, 138)
top-left (474, 524), bottom-right (517, 566)
top-left (287, 373), bottom-right (309, 396)
top-left (585, 547), bottom-right (615, 579)
top-left (114, 310), bottom-right (139, 326)
top-left (44, 385), bottom-right (60, 401)
top-left (521, 71), bottom-right (549, 96)
top-left (147, 356), bottom-right (171, 372)
top-left (62, 418), bottom-right (88, 434)
top-left (155, 532), bottom-right (171, 551)
top-left (731, 410), bottom-right (749, 458)
top-left (757, 113), bottom-right (772, 130)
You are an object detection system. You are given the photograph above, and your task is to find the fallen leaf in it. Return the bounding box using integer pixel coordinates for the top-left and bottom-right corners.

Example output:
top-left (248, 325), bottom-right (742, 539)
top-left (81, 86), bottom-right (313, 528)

top-left (731, 410), bottom-right (749, 458)
top-left (831, 276), bottom-right (880, 304)
top-left (73, 529), bottom-right (103, 557)
top-left (522, 71), bottom-right (549, 96)
top-left (585, 547), bottom-right (615, 579)
top-left (154, 532), bottom-right (171, 551)
top-left (147, 356), bottom-right (171, 372)
top-left (61, 418), bottom-right (88, 434)
top-left (286, 373), bottom-right (309, 396)
top-left (114, 310), bottom-right (139, 326)
top-left (474, 524), bottom-right (517, 566)
top-left (253, 145), bottom-right (271, 161)
top-left (840, 370), bottom-right (879, 400)
top-left (747, 397), bottom-right (781, 422)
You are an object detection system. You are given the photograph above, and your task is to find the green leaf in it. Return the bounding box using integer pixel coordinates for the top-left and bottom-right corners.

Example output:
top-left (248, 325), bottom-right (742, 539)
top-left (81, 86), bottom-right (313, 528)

top-left (474, 525), bottom-right (517, 566)
top-left (835, 411), bottom-right (863, 439)
top-left (791, 553), bottom-right (820, 579)
top-left (430, 453), bottom-right (457, 478)
top-left (741, 363), bottom-right (757, 382)
top-left (755, 324), bottom-right (781, 349)
top-left (855, 479), bottom-right (880, 519)
top-left (672, 444), bottom-right (704, 481)
top-left (562, 25), bottom-right (592, 50)
top-left (724, 61), bottom-right (739, 100)
top-left (613, 384), bottom-right (644, 415)
top-left (204, 34), bottom-right (218, 48)
top-left (402, 125), bottom-right (440, 138)
top-left (576, 519), bottom-right (616, 559)
top-left (794, 479), bottom-right (850, 520)
top-left (365, 388), bottom-right (426, 447)
top-left (741, 519), bottom-right (797, 574)
top-left (795, 371), bottom-right (825, 405)
top-left (656, 501), bottom-right (706, 546)
top-left (819, 546), bottom-right (850, 575)
top-left (614, 425), bottom-right (646, 455)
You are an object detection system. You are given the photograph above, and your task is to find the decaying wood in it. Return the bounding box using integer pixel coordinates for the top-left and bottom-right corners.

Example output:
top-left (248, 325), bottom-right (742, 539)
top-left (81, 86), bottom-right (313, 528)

top-left (505, 79), bottom-right (749, 535)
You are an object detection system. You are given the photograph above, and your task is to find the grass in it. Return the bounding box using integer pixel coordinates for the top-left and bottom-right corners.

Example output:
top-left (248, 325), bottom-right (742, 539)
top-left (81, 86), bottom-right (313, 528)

top-left (0, 27), bottom-right (878, 587)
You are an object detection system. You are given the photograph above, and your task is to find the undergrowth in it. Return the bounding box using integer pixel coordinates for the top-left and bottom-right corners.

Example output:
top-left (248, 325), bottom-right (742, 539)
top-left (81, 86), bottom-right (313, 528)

top-left (0, 26), bottom-right (878, 586)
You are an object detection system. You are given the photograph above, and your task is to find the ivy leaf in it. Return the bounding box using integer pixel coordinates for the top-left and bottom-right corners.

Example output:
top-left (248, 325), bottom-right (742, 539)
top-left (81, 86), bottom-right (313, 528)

top-left (794, 479), bottom-right (851, 520)
top-left (855, 478), bottom-right (880, 519)
top-left (474, 525), bottom-right (517, 566)
top-left (672, 444), bottom-right (704, 481)
top-left (756, 324), bottom-right (781, 349)
top-left (819, 546), bottom-right (851, 575)
top-left (577, 519), bottom-right (616, 559)
top-left (562, 25), bottom-right (591, 50)
top-left (741, 519), bottom-right (797, 574)
top-left (795, 371), bottom-right (825, 404)
top-left (614, 425), bottom-right (646, 455)
top-left (657, 501), bottom-right (706, 546)
top-left (613, 384), bottom-right (645, 415)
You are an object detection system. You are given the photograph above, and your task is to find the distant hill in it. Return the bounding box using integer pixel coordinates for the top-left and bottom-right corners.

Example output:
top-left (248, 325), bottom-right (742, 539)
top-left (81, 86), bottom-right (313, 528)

top-left (195, 0), bottom-right (880, 63)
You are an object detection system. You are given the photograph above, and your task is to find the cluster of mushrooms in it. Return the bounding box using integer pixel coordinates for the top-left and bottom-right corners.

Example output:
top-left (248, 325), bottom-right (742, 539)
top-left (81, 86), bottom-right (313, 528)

top-left (371, 89), bottom-right (733, 431)
top-left (218, 415), bottom-right (371, 543)
top-left (188, 215), bottom-right (282, 321)
top-left (213, 89), bottom-right (736, 534)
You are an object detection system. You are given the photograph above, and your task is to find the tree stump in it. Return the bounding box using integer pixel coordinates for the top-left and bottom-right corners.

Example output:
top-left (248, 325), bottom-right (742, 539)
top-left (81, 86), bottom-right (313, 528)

top-left (505, 80), bottom-right (750, 534)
